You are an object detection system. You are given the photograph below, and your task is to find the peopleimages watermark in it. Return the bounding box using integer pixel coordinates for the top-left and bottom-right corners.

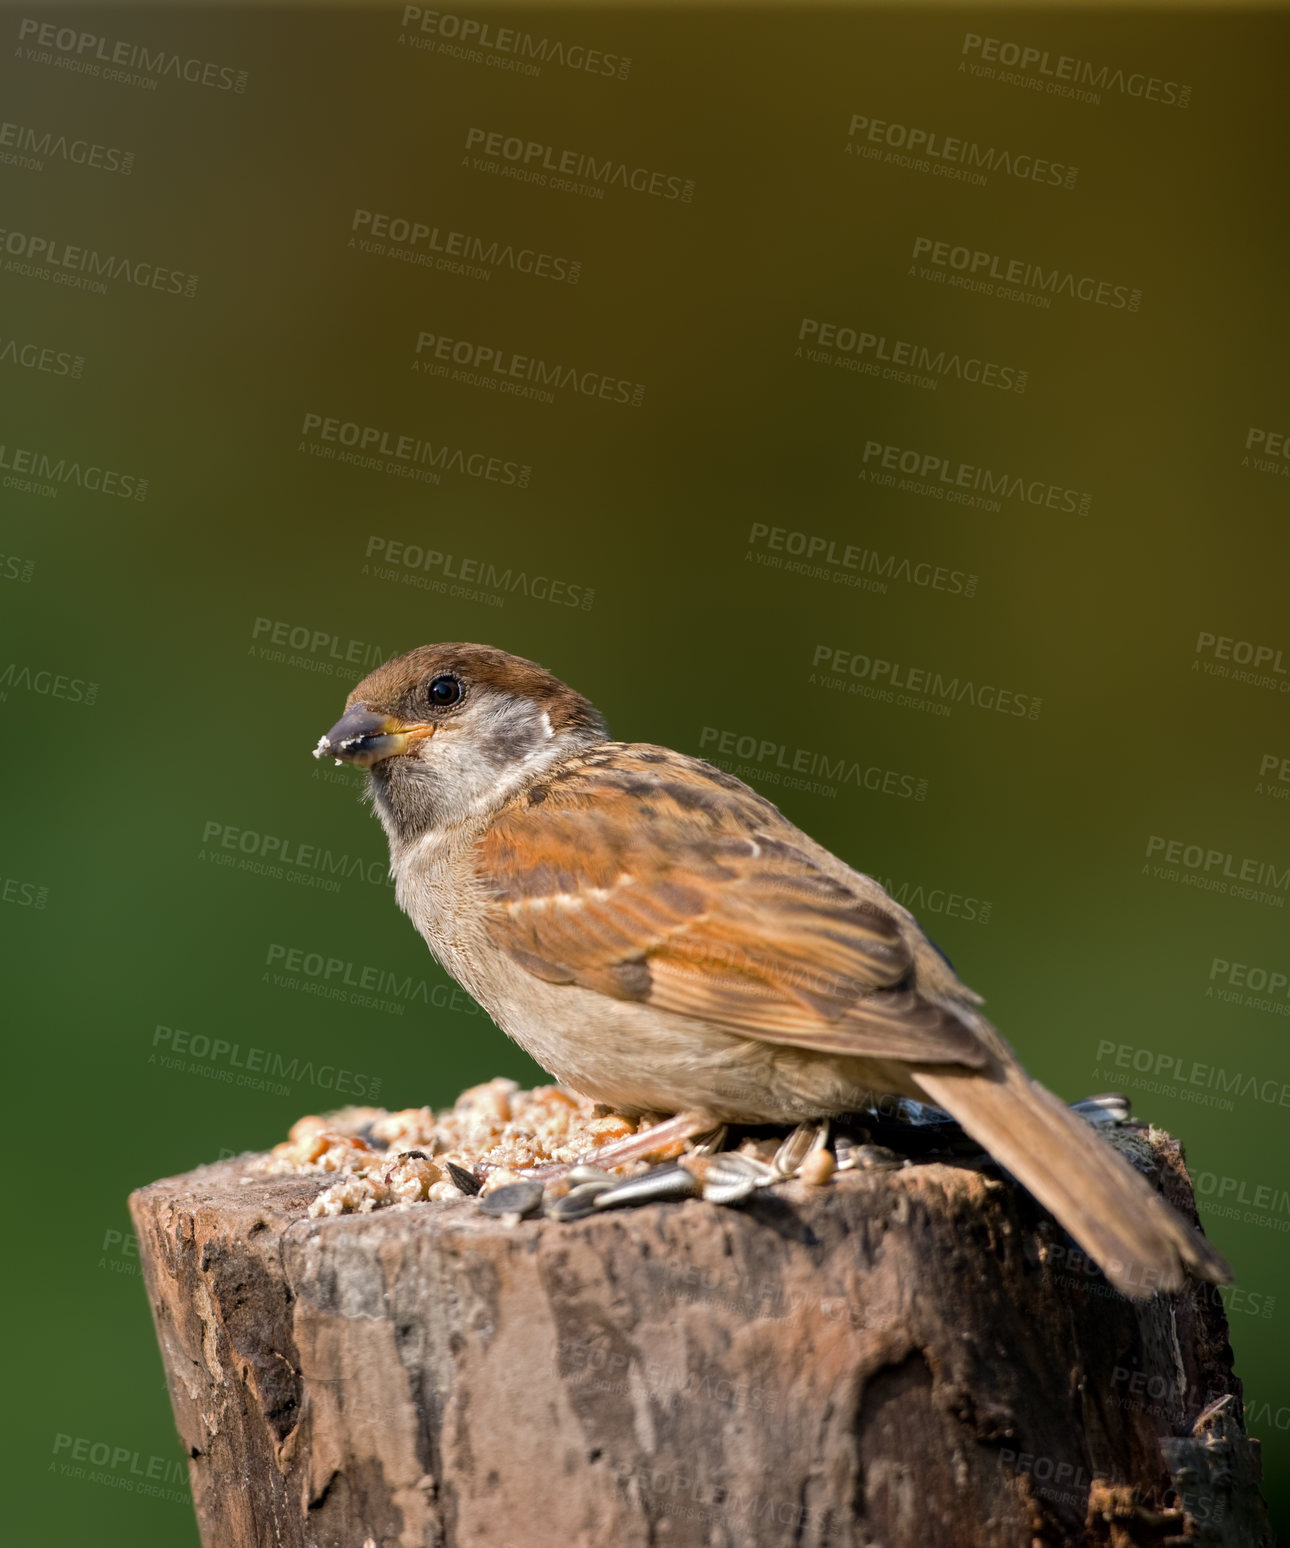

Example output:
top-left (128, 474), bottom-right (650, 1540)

top-left (1107, 1367), bottom-right (1230, 1430)
top-left (149, 1022), bottom-right (381, 1100)
top-left (1257, 752), bottom-right (1290, 804)
top-left (2, 873), bottom-right (49, 908)
top-left (15, 16), bottom-right (249, 93)
top-left (247, 616), bottom-right (389, 680)
top-left (1206, 955), bottom-right (1290, 1017)
top-left (0, 225), bottom-right (197, 296)
top-left (997, 1438), bottom-right (1224, 1528)
top-left (1193, 1172), bottom-right (1290, 1233)
top-left (797, 317), bottom-right (1027, 394)
top-left (1042, 1240), bottom-right (1194, 1302)
top-left (1142, 834), bottom-right (1287, 909)
top-left (1243, 426), bottom-right (1290, 479)
top-left (262, 942), bottom-right (485, 1021)
top-left (99, 1226), bottom-right (142, 1278)
top-left (1193, 629), bottom-right (1289, 694)
top-left (198, 817), bottom-right (392, 894)
top-left (910, 236), bottom-right (1140, 312)
top-left (1241, 1395), bottom-right (1290, 1433)
top-left (298, 411), bottom-right (530, 489)
top-left (350, 207), bottom-right (580, 285)
top-left (0, 662), bottom-right (98, 704)
top-left (414, 329), bottom-right (645, 408)
top-left (996, 1446), bottom-right (1090, 1514)
top-left (464, 126), bottom-right (696, 203)
top-left (364, 534), bottom-right (595, 611)
top-left (0, 119), bottom-right (134, 174)
top-left (812, 642), bottom-right (1041, 722)
top-left (0, 333), bottom-right (84, 377)
top-left (0, 440), bottom-right (146, 500)
top-left (1093, 1038), bottom-right (1290, 1111)
top-left (744, 522), bottom-right (978, 599)
top-left (860, 439), bottom-right (1090, 515)
top-left (397, 8), bottom-right (631, 80)
top-left (845, 112), bottom-right (1077, 190)
top-left (49, 1432), bottom-right (190, 1505)
top-left (958, 32), bottom-right (1191, 109)
top-left (872, 874), bottom-right (992, 924)
top-left (697, 726), bottom-right (927, 803)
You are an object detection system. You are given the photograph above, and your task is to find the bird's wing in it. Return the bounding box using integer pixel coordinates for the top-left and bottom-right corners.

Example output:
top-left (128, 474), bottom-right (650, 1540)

top-left (474, 747), bottom-right (987, 1069)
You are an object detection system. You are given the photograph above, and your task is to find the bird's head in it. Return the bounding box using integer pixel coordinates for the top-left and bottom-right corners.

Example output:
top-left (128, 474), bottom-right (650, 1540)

top-left (314, 642), bottom-right (606, 843)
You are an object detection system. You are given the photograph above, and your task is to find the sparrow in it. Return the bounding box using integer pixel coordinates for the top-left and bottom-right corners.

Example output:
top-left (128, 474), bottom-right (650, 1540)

top-left (314, 641), bottom-right (1230, 1298)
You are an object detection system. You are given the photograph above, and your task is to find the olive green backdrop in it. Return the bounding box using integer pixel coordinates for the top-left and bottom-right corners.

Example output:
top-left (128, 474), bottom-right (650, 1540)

top-left (3, 3), bottom-right (1288, 1540)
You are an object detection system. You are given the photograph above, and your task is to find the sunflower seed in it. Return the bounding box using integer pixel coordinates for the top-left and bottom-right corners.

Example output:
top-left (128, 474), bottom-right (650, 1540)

top-left (546, 1181), bottom-right (617, 1221)
top-left (479, 1180), bottom-right (544, 1218)
top-left (890, 1097), bottom-right (952, 1127)
top-left (1071, 1093), bottom-right (1131, 1126)
top-left (566, 1164), bottom-right (615, 1186)
top-left (682, 1151), bottom-right (777, 1204)
top-left (446, 1162), bottom-right (482, 1196)
top-left (736, 1137), bottom-right (782, 1166)
top-left (590, 1164), bottom-right (701, 1210)
top-left (773, 1120), bottom-right (829, 1179)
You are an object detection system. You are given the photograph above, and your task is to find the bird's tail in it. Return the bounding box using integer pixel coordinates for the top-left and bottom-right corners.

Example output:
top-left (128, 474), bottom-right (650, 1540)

top-left (914, 1057), bottom-right (1230, 1298)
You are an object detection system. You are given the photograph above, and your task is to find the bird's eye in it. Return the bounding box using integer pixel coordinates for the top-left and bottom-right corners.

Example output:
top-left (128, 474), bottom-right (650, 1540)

top-left (427, 675), bottom-right (463, 707)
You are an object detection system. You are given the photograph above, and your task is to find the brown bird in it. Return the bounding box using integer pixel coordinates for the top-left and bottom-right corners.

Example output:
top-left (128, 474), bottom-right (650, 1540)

top-left (315, 641), bottom-right (1229, 1298)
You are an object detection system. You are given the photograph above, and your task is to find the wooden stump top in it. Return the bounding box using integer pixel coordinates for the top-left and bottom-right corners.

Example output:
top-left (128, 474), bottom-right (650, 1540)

top-left (130, 1129), bottom-right (1271, 1548)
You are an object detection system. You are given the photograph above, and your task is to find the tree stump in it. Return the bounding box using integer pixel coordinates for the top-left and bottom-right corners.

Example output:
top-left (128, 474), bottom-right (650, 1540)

top-left (129, 1126), bottom-right (1271, 1548)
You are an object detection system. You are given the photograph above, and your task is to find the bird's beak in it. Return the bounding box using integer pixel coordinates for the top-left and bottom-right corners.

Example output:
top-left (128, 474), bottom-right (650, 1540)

top-left (312, 705), bottom-right (437, 768)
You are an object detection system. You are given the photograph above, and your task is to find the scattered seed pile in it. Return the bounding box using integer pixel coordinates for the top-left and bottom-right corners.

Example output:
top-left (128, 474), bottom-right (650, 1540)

top-left (250, 1078), bottom-right (639, 1216)
top-left (248, 1079), bottom-right (1137, 1227)
top-left (247, 1076), bottom-right (904, 1223)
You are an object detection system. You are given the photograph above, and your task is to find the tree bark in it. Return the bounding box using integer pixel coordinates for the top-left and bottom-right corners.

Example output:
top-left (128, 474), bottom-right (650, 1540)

top-left (129, 1127), bottom-right (1271, 1548)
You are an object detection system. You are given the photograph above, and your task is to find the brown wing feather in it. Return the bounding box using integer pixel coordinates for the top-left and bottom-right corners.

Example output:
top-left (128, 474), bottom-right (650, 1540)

top-left (475, 747), bottom-right (987, 1069)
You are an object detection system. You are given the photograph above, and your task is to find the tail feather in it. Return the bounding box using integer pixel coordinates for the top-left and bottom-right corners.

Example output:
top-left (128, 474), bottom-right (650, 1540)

top-left (914, 1060), bottom-right (1231, 1298)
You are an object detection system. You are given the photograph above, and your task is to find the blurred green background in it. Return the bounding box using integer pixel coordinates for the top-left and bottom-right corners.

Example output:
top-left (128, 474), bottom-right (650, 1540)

top-left (2, 3), bottom-right (1288, 1540)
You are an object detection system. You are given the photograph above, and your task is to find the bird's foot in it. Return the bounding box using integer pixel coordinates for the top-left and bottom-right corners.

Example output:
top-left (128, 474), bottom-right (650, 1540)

top-left (474, 1113), bottom-right (916, 1223)
top-left (468, 1097), bottom-right (1143, 1225)
top-left (574, 1107), bottom-right (726, 1170)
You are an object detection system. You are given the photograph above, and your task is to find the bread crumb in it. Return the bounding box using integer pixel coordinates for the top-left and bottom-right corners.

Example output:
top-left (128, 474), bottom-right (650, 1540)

top-left (254, 1080), bottom-right (643, 1218)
